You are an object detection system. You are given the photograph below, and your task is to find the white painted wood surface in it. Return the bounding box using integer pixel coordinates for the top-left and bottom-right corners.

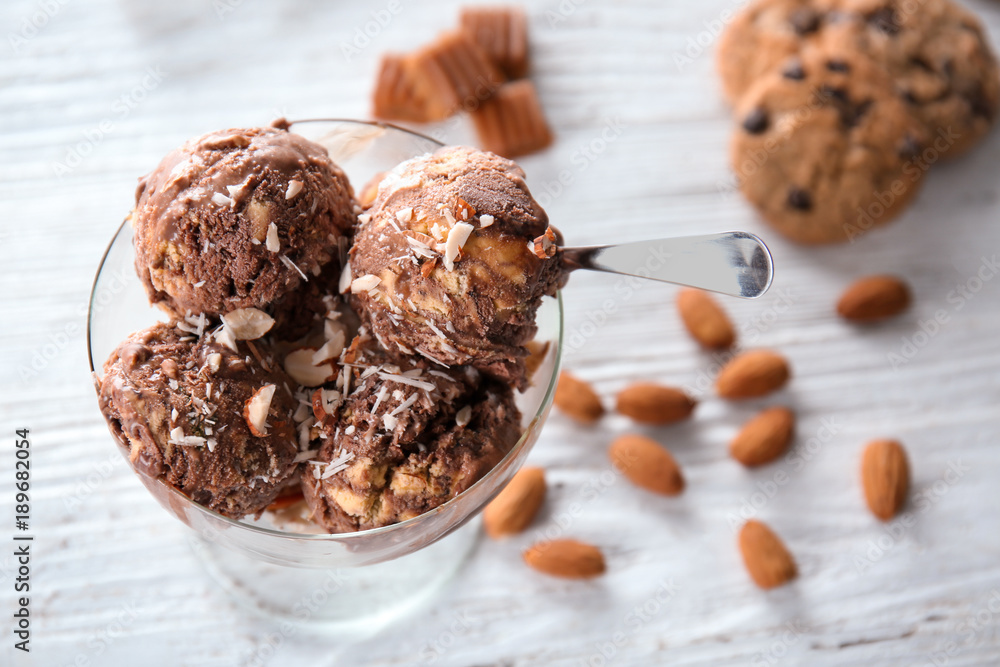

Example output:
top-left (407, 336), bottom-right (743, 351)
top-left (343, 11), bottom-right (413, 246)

top-left (3, 0), bottom-right (1000, 664)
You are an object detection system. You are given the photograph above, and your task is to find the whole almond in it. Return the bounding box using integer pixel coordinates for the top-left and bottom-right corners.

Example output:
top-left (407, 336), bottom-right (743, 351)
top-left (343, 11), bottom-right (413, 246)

top-left (554, 371), bottom-right (604, 424)
top-left (738, 520), bottom-right (797, 589)
top-left (730, 407), bottom-right (795, 467)
top-left (483, 467), bottom-right (547, 538)
top-left (861, 439), bottom-right (909, 520)
top-left (609, 434), bottom-right (685, 495)
top-left (524, 539), bottom-right (606, 579)
top-left (838, 275), bottom-right (911, 322)
top-left (616, 383), bottom-right (696, 425)
top-left (716, 350), bottom-right (790, 399)
top-left (677, 288), bottom-right (736, 349)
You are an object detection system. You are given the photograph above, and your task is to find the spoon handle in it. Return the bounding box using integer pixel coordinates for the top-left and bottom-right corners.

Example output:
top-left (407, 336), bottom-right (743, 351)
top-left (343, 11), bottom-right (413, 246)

top-left (562, 231), bottom-right (774, 299)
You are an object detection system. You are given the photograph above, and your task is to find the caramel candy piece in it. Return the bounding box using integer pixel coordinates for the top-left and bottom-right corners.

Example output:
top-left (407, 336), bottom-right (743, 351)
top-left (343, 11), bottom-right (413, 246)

top-left (459, 5), bottom-right (529, 79)
top-left (405, 30), bottom-right (506, 121)
top-left (371, 53), bottom-right (432, 123)
top-left (471, 80), bottom-right (553, 158)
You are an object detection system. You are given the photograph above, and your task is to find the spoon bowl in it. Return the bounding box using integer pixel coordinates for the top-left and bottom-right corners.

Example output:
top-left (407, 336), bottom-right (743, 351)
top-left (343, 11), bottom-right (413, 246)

top-left (562, 231), bottom-right (774, 299)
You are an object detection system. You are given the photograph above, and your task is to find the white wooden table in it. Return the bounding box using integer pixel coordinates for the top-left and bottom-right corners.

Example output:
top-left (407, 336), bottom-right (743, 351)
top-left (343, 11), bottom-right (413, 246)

top-left (3, 0), bottom-right (1000, 664)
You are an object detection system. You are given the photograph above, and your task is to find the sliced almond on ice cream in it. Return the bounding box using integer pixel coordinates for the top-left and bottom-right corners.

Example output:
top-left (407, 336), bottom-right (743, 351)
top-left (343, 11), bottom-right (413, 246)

top-left (284, 348), bottom-right (336, 387)
top-left (313, 330), bottom-right (347, 365)
top-left (265, 222), bottom-right (280, 252)
top-left (312, 387), bottom-right (342, 421)
top-left (443, 222), bottom-right (475, 271)
top-left (351, 274), bottom-right (382, 294)
top-left (339, 261), bottom-right (353, 294)
top-left (214, 325), bottom-right (238, 352)
top-left (221, 308), bottom-right (274, 340)
top-left (244, 384), bottom-right (276, 437)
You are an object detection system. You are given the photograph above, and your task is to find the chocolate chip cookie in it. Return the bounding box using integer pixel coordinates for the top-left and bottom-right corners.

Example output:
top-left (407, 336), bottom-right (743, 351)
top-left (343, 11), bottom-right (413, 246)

top-left (837, 0), bottom-right (1000, 158)
top-left (718, 0), bottom-right (1000, 157)
top-left (717, 0), bottom-right (843, 103)
top-left (730, 47), bottom-right (927, 243)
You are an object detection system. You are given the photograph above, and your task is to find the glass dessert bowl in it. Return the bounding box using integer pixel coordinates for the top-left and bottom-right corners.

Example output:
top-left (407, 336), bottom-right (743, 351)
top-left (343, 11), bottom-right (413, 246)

top-left (87, 119), bottom-right (563, 632)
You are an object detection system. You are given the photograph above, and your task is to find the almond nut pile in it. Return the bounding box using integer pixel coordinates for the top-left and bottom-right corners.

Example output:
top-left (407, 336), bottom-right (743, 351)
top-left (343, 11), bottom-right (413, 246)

top-left (493, 279), bottom-right (914, 584)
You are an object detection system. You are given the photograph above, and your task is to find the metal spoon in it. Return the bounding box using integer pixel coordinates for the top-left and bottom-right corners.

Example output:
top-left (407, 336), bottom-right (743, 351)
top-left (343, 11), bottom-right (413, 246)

top-left (562, 231), bottom-right (774, 299)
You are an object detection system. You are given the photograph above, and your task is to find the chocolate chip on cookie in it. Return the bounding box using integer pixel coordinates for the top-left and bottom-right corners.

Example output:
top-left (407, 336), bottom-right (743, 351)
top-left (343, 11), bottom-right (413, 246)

top-left (898, 134), bottom-right (921, 160)
top-left (742, 108), bottom-right (770, 134)
top-left (782, 58), bottom-right (807, 80)
top-left (730, 47), bottom-right (928, 244)
top-left (786, 187), bottom-right (813, 211)
top-left (789, 7), bottom-right (822, 35)
top-left (840, 99), bottom-right (873, 128)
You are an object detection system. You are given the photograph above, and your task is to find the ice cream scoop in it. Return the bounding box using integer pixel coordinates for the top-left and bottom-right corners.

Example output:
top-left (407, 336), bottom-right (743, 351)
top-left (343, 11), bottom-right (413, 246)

top-left (301, 329), bottom-right (521, 533)
top-left (349, 146), bottom-right (564, 388)
top-left (97, 321), bottom-right (301, 519)
top-left (132, 126), bottom-right (357, 321)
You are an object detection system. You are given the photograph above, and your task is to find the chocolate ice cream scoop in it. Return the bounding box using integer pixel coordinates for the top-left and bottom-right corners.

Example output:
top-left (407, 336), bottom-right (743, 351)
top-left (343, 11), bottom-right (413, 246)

top-left (132, 126), bottom-right (357, 320)
top-left (301, 330), bottom-right (521, 533)
top-left (349, 146), bottom-right (565, 388)
top-left (97, 321), bottom-right (300, 519)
